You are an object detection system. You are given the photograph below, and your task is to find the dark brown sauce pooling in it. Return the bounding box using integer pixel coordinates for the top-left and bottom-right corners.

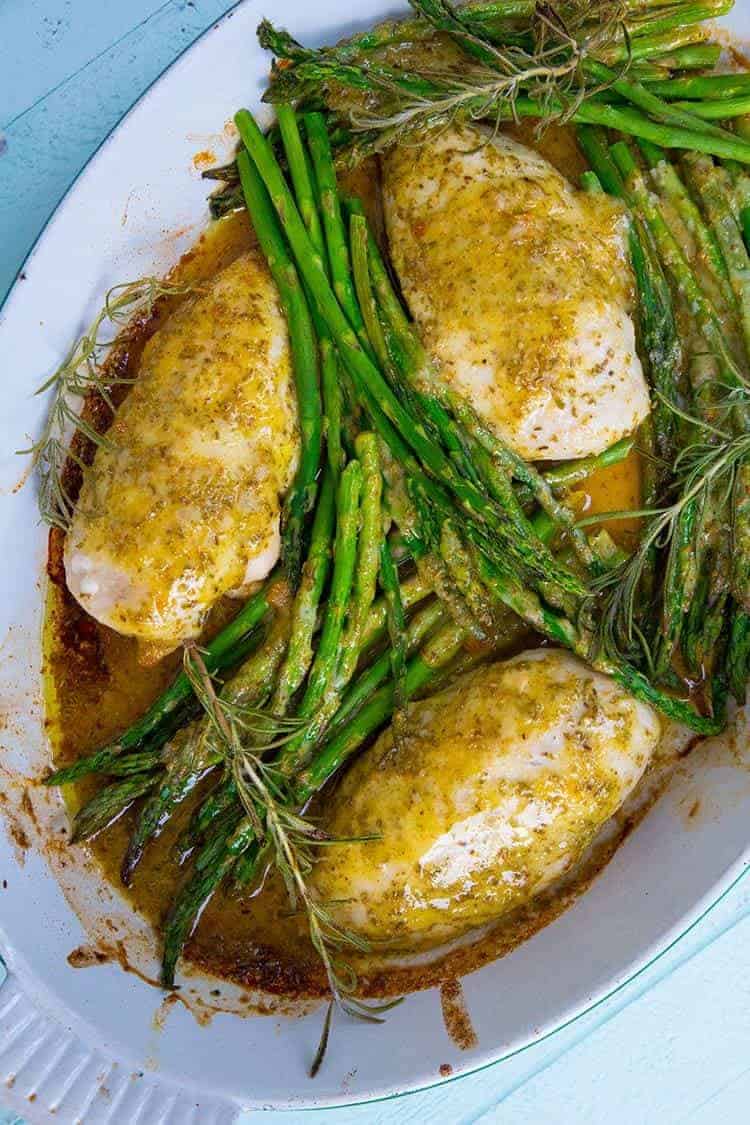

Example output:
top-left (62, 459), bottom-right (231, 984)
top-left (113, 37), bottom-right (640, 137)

top-left (45, 132), bottom-right (644, 1001)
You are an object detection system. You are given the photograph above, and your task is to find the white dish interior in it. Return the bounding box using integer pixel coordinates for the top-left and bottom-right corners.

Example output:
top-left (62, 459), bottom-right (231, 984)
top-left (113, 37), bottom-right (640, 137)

top-left (0, 0), bottom-right (749, 1112)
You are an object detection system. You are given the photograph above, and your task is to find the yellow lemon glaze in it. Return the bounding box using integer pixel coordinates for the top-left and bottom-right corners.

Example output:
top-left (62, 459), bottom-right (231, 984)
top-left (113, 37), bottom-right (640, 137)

top-left (64, 250), bottom-right (299, 647)
top-left (383, 126), bottom-right (650, 460)
top-left (312, 649), bottom-right (661, 949)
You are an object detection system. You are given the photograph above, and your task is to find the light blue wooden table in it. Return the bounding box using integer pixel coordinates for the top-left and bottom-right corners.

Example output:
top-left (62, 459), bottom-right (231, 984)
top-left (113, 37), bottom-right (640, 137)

top-left (2, 4), bottom-right (750, 1122)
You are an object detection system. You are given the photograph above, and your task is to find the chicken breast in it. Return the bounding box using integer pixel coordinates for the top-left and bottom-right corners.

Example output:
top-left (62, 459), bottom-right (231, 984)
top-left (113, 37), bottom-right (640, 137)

top-left (382, 127), bottom-right (650, 460)
top-left (311, 649), bottom-right (660, 950)
top-left (65, 250), bottom-right (299, 648)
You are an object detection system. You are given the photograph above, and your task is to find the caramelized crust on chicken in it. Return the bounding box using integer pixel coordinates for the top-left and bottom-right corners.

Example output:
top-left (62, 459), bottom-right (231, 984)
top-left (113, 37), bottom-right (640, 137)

top-left (382, 127), bottom-right (650, 460)
top-left (65, 250), bottom-right (299, 649)
top-left (311, 650), bottom-right (661, 950)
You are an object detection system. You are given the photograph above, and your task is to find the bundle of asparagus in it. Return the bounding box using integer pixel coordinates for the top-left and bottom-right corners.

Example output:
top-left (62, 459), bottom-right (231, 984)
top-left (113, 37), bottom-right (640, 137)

top-left (47, 0), bottom-right (750, 1074)
top-left (258, 0), bottom-right (750, 160)
top-left (576, 126), bottom-right (750, 712)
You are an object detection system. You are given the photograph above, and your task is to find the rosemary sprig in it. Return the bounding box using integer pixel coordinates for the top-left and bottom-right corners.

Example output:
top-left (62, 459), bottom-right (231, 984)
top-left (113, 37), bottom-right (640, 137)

top-left (259, 0), bottom-right (741, 166)
top-left (20, 277), bottom-right (194, 530)
top-left (182, 645), bottom-right (399, 1076)
top-left (589, 428), bottom-right (750, 671)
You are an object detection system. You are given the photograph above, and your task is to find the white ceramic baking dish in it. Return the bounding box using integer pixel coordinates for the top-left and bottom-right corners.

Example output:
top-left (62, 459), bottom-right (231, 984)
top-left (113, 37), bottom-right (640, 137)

top-left (1, 1), bottom-right (749, 1119)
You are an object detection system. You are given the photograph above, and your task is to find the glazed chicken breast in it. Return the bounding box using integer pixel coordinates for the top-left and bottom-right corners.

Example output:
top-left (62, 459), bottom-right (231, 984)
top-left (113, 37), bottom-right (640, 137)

top-left (382, 127), bottom-right (650, 460)
top-left (65, 250), bottom-right (299, 650)
top-left (311, 649), bottom-right (661, 950)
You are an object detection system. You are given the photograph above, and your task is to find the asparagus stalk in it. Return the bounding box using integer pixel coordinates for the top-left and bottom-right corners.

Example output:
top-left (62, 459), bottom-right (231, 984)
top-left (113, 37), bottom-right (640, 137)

top-left (359, 569), bottom-right (433, 649)
top-left (162, 813), bottom-right (251, 988)
top-left (271, 469), bottom-right (336, 717)
top-left (70, 773), bottom-right (158, 844)
top-left (681, 153), bottom-right (750, 360)
top-left (335, 433), bottom-right (383, 691)
top-left (281, 436), bottom-right (384, 773)
top-left (276, 105), bottom-right (347, 484)
top-left (728, 605), bottom-right (750, 703)
top-left (379, 537), bottom-right (408, 716)
top-left (610, 141), bottom-right (747, 390)
top-left (236, 150), bottom-right (322, 586)
top-left (685, 533), bottom-right (732, 677)
top-left (294, 619), bottom-right (470, 802)
top-left (646, 75), bottom-right (750, 101)
top-left (440, 520), bottom-right (504, 638)
top-left (176, 777), bottom-right (240, 861)
top-left (104, 749), bottom-right (162, 777)
top-left (653, 496), bottom-right (702, 676)
top-left (47, 585), bottom-right (275, 785)
top-left (273, 459), bottom-right (362, 774)
top-left (673, 97), bottom-right (750, 120)
top-left (637, 139), bottom-right (736, 314)
top-left (533, 437), bottom-right (634, 494)
top-left (304, 112), bottom-right (372, 353)
top-left (643, 44), bottom-right (721, 69)
top-left (121, 606), bottom-right (292, 884)
top-left (328, 598), bottom-right (447, 738)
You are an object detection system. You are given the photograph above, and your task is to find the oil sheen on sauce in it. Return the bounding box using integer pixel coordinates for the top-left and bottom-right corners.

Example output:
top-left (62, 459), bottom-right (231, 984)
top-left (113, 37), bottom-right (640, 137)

top-left (45, 130), bottom-right (643, 1000)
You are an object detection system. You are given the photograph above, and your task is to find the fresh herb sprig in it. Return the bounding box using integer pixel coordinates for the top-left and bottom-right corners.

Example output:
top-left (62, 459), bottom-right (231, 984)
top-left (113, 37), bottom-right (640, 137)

top-left (258, 0), bottom-right (742, 167)
top-left (22, 277), bottom-right (193, 530)
top-left (182, 644), bottom-right (399, 1076)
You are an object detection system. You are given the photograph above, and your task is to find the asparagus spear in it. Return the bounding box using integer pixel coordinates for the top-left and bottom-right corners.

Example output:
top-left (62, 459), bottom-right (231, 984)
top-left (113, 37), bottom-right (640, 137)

top-left (121, 606), bottom-right (293, 884)
top-left (162, 812), bottom-right (251, 988)
top-left (271, 469), bottom-right (336, 717)
top-left (378, 536), bottom-right (408, 717)
top-left (71, 773), bottom-right (158, 844)
top-left (175, 776), bottom-right (239, 862)
top-left (304, 112), bottom-right (372, 354)
top-left (294, 618), bottom-right (471, 802)
top-left (280, 437), bottom-right (384, 774)
top-left (673, 97), bottom-right (750, 120)
top-left (334, 433), bottom-right (383, 692)
top-left (686, 533), bottom-right (732, 677)
top-left (440, 520), bottom-right (504, 639)
top-left (653, 496), bottom-right (702, 677)
top-left (272, 459), bottom-right (362, 775)
top-left (647, 75), bottom-right (750, 101)
top-left (609, 141), bottom-right (746, 391)
top-left (643, 44), bottom-right (721, 69)
top-left (681, 153), bottom-right (750, 360)
top-left (531, 438), bottom-right (634, 494)
top-left (236, 151), bottom-right (322, 586)
top-left (47, 584), bottom-right (275, 785)
top-left (637, 139), bottom-right (736, 315)
top-left (728, 605), bottom-right (750, 703)
top-left (359, 569), bottom-right (433, 649)
top-left (104, 749), bottom-right (162, 777)
top-left (276, 105), bottom-right (346, 483)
